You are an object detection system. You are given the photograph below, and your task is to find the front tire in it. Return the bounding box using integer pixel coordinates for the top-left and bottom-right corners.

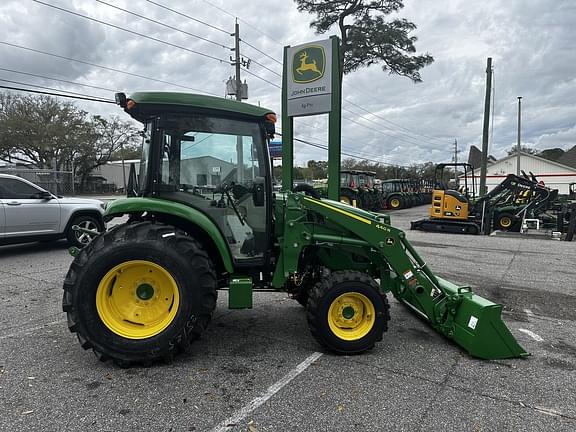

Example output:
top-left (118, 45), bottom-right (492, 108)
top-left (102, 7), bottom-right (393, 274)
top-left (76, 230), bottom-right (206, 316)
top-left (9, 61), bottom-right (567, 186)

top-left (62, 221), bottom-right (217, 366)
top-left (307, 271), bottom-right (390, 354)
top-left (495, 213), bottom-right (519, 231)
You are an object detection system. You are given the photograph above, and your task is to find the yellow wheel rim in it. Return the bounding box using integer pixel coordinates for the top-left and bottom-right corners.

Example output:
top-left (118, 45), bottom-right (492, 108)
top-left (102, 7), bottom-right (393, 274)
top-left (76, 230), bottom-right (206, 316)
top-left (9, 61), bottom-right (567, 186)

top-left (327, 292), bottom-right (375, 341)
top-left (500, 216), bottom-right (512, 228)
top-left (340, 196), bottom-right (351, 205)
top-left (390, 198), bottom-right (400, 208)
top-left (96, 260), bottom-right (180, 339)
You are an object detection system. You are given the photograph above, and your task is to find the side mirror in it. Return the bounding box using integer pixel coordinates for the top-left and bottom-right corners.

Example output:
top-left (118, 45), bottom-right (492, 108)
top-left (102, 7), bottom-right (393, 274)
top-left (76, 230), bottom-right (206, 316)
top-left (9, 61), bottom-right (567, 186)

top-left (35, 191), bottom-right (53, 200)
top-left (252, 176), bottom-right (265, 207)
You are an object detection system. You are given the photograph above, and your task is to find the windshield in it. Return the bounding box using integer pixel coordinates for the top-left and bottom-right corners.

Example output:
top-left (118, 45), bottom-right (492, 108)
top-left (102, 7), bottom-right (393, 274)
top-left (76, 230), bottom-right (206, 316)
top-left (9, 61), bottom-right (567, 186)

top-left (156, 115), bottom-right (264, 193)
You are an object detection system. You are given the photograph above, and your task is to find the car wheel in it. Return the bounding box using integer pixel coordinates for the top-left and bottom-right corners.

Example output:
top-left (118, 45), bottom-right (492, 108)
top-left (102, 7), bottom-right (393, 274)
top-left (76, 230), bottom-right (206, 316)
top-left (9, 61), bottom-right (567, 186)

top-left (66, 215), bottom-right (103, 248)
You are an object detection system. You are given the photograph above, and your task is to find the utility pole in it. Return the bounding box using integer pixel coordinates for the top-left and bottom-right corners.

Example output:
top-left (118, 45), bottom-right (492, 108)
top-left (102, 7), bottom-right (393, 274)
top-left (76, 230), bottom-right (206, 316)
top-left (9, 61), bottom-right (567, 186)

top-left (453, 138), bottom-right (459, 187)
top-left (479, 57), bottom-right (492, 196)
top-left (517, 96), bottom-right (522, 176)
top-left (234, 20), bottom-right (241, 102)
top-left (230, 20), bottom-right (245, 183)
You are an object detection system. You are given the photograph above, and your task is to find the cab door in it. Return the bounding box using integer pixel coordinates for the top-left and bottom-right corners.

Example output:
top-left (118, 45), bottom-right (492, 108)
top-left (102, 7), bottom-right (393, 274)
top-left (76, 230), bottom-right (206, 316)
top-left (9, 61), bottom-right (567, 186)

top-left (0, 176), bottom-right (61, 237)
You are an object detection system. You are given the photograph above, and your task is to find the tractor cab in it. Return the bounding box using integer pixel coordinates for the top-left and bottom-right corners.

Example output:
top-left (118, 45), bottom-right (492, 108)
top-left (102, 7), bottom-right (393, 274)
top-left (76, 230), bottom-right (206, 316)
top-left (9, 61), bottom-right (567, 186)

top-left (116, 92), bottom-right (276, 265)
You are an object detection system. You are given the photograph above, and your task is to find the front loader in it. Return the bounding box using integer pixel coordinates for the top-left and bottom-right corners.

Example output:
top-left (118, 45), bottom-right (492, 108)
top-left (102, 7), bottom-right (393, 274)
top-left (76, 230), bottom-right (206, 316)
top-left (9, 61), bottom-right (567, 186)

top-left (62, 92), bottom-right (527, 366)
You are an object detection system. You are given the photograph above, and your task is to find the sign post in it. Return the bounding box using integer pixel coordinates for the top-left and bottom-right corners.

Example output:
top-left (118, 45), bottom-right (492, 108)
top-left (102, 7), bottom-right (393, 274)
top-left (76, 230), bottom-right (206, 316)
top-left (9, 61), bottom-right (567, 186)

top-left (282, 36), bottom-right (341, 200)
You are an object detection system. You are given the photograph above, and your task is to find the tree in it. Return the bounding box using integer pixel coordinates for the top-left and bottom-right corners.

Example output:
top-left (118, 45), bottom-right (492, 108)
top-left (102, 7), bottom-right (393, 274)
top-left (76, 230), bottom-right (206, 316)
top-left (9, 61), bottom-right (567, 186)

top-left (507, 145), bottom-right (536, 156)
top-left (74, 115), bottom-right (140, 189)
top-left (0, 92), bottom-right (140, 191)
top-left (0, 93), bottom-right (94, 169)
top-left (294, 0), bottom-right (433, 81)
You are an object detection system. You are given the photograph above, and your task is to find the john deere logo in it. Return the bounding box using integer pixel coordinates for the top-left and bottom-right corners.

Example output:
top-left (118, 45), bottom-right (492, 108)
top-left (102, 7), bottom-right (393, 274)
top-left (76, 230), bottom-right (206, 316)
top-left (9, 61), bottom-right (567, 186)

top-left (292, 46), bottom-right (325, 83)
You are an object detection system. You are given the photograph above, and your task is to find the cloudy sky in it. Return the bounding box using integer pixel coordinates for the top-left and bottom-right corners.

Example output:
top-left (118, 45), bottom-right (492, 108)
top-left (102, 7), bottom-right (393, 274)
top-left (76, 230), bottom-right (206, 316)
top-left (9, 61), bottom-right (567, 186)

top-left (1, 0), bottom-right (575, 166)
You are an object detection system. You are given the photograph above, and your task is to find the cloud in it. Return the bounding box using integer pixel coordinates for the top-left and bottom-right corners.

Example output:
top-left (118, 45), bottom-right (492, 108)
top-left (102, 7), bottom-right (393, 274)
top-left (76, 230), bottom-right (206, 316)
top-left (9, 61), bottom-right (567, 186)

top-left (0, 0), bottom-right (574, 167)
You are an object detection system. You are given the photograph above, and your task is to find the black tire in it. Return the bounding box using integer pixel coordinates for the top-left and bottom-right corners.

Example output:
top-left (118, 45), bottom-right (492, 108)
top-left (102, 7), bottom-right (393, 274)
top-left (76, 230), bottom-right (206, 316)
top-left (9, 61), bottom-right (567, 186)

top-left (294, 290), bottom-right (309, 307)
top-left (293, 184), bottom-right (321, 199)
top-left (307, 271), bottom-right (390, 354)
top-left (339, 189), bottom-right (359, 207)
top-left (494, 212), bottom-right (519, 231)
top-left (62, 221), bottom-right (217, 367)
top-left (66, 214), bottom-right (103, 248)
top-left (387, 195), bottom-right (403, 210)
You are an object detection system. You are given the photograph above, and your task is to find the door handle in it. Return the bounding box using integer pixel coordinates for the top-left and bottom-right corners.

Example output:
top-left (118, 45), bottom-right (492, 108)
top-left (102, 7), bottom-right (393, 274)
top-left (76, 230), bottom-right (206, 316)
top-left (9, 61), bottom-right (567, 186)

top-left (7, 202), bottom-right (21, 206)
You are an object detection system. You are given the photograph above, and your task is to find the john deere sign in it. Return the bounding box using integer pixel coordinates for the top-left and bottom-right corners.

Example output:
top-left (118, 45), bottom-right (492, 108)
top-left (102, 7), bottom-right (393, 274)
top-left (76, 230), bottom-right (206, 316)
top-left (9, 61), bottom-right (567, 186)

top-left (287, 39), bottom-right (333, 116)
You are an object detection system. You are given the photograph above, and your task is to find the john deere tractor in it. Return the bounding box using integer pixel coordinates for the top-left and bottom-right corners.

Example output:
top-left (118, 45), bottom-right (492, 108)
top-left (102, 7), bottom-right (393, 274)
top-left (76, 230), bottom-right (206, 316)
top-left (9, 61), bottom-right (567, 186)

top-left (62, 92), bottom-right (527, 366)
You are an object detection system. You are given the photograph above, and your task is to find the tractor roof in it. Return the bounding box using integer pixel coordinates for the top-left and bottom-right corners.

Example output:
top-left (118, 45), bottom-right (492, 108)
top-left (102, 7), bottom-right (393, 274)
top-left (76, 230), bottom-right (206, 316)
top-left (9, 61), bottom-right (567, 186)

top-left (126, 92), bottom-right (274, 120)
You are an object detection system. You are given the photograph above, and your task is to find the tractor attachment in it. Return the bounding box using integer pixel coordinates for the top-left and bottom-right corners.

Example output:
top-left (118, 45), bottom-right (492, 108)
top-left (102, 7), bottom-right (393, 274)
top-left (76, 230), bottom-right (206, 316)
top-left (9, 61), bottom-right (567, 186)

top-left (279, 194), bottom-right (528, 360)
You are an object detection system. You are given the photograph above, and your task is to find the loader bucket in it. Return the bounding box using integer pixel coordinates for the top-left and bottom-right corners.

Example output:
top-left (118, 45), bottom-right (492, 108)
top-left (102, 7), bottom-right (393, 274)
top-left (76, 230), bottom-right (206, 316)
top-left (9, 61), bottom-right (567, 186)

top-left (437, 277), bottom-right (529, 360)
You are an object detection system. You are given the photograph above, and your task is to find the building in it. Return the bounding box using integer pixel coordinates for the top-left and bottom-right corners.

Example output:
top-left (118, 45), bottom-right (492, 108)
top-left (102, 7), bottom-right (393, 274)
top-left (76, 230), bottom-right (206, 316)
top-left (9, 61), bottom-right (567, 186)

top-left (462, 151), bottom-right (576, 194)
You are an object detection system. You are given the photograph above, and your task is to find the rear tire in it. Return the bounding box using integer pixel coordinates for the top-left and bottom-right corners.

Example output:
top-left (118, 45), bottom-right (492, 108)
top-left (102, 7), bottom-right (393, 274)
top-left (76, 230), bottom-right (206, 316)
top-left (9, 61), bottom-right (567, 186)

top-left (307, 271), bottom-right (390, 354)
top-left (340, 189), bottom-right (359, 207)
top-left (62, 221), bottom-right (217, 366)
top-left (387, 195), bottom-right (403, 210)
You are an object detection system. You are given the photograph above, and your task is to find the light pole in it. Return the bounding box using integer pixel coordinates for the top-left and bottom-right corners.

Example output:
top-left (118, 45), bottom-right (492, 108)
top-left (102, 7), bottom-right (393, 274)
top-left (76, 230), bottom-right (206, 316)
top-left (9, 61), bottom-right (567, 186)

top-left (516, 96), bottom-right (522, 176)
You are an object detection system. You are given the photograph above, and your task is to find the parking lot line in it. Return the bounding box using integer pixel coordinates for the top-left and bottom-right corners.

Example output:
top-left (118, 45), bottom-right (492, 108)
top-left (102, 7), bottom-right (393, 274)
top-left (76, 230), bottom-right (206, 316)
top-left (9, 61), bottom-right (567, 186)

top-left (210, 351), bottom-right (323, 432)
top-left (518, 328), bottom-right (544, 342)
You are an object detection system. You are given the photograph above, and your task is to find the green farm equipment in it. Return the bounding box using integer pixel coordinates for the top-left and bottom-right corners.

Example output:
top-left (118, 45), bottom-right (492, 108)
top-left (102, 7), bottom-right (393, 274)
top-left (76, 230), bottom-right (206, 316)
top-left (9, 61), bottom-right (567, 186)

top-left (61, 92), bottom-right (528, 366)
top-left (314, 169), bottom-right (381, 211)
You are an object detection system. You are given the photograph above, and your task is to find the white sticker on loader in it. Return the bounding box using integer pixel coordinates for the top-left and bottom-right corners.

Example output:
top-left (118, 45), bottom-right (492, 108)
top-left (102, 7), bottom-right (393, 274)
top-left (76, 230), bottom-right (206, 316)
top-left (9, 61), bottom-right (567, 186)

top-left (403, 270), bottom-right (414, 280)
top-left (468, 315), bottom-right (478, 330)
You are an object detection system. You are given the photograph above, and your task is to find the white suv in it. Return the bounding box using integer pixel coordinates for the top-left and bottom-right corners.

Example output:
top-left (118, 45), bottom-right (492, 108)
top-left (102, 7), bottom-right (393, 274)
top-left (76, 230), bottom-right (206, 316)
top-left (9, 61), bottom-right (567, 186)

top-left (0, 174), bottom-right (105, 248)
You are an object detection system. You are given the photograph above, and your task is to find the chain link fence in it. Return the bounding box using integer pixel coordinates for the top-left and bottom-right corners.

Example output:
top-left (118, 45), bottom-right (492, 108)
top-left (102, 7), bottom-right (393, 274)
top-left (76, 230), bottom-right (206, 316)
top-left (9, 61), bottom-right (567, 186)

top-left (0, 168), bottom-right (119, 195)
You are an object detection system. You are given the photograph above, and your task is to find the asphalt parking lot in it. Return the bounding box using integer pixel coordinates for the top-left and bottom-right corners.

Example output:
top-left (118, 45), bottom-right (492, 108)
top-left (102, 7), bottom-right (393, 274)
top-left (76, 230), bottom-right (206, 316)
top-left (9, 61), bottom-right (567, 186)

top-left (1, 205), bottom-right (575, 431)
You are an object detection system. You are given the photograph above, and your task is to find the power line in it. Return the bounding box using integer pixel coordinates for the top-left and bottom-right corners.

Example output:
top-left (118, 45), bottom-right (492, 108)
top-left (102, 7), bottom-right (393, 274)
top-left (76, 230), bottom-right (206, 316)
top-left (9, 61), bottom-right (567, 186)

top-left (200, 0), bottom-right (284, 47)
top-left (0, 41), bottom-right (219, 96)
top-left (276, 130), bottom-right (397, 165)
top-left (144, 0), bottom-right (229, 35)
top-left (241, 40), bottom-right (283, 66)
top-left (242, 54), bottom-right (281, 78)
top-left (241, 67), bottom-right (281, 89)
top-left (94, 0), bottom-right (229, 49)
top-left (0, 85), bottom-right (115, 104)
top-left (0, 67), bottom-right (118, 93)
top-left (343, 86), bottom-right (449, 143)
top-left (30, 0), bottom-right (227, 64)
top-left (0, 78), bottom-right (112, 101)
top-left (342, 106), bottom-right (433, 147)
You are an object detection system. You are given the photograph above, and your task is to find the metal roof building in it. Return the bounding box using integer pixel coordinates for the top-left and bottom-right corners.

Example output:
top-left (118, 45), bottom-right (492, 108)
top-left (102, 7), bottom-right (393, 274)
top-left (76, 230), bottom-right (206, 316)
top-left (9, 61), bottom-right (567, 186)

top-left (462, 151), bottom-right (576, 194)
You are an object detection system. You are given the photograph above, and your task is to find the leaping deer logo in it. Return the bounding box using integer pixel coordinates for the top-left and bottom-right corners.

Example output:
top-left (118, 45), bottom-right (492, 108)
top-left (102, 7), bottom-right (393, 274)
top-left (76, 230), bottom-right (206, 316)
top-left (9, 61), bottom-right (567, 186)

top-left (292, 46), bottom-right (325, 83)
top-left (296, 51), bottom-right (321, 76)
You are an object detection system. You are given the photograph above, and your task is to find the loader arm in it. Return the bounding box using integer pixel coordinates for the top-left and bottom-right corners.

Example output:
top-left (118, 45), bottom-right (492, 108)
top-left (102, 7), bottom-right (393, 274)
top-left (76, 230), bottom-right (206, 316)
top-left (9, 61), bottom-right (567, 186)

top-left (275, 193), bottom-right (528, 360)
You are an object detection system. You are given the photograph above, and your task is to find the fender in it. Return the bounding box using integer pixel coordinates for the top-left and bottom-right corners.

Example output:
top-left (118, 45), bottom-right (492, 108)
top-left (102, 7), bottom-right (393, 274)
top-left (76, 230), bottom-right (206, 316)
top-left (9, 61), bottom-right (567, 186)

top-left (105, 197), bottom-right (234, 273)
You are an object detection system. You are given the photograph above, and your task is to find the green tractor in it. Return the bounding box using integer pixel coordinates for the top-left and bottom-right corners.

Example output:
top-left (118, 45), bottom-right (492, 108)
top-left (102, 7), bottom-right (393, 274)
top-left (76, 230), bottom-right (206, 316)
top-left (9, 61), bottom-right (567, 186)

top-left (63, 92), bottom-right (527, 366)
top-left (314, 169), bottom-right (381, 211)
